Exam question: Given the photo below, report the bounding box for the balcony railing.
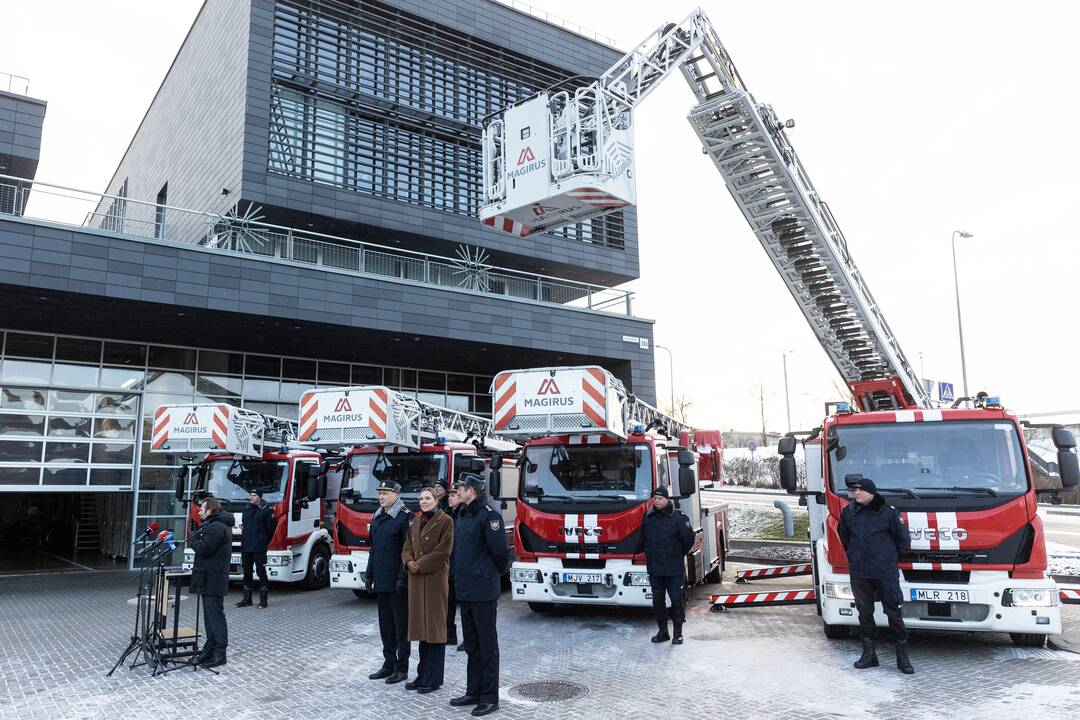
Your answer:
[0,174,635,317]
[493,1,619,48]
[0,72,30,96]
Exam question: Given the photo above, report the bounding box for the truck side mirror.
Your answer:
[174,466,187,502]
[489,469,502,500]
[489,454,503,470]
[778,436,797,494]
[1052,427,1079,489]
[305,464,324,500]
[678,466,696,497]
[469,457,486,474]
[676,448,695,467]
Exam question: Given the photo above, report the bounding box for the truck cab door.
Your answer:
[289,459,323,540]
[805,440,826,543]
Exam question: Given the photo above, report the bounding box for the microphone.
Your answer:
[134,521,160,543]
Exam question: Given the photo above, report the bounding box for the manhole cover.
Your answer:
[508,680,589,703]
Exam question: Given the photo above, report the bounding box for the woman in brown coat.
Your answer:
[401,485,454,693]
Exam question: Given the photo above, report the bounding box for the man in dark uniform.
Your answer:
[446,479,464,649]
[837,476,914,674]
[365,479,412,684]
[190,496,235,668]
[449,473,508,717]
[640,486,695,644]
[236,488,277,609]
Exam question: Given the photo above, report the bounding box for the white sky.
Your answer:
[3,1,1078,436]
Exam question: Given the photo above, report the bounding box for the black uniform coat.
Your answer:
[365,499,411,592]
[640,502,694,578]
[239,500,277,552]
[190,511,235,596]
[838,494,911,580]
[452,495,508,602]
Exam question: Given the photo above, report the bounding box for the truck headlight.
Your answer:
[1002,588,1058,608]
[330,559,352,573]
[266,555,292,567]
[824,582,855,600]
[510,568,541,583]
[625,572,652,587]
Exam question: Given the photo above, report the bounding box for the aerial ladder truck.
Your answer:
[478,9,1079,645]
[292,385,517,597]
[488,365,728,610]
[153,403,331,589]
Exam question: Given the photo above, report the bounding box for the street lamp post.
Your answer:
[951,230,974,402]
[655,344,675,417]
[782,350,792,433]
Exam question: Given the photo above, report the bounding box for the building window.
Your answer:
[154,183,168,240]
[101,179,128,233]
[267,0,625,250]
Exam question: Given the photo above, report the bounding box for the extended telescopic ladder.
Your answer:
[496,8,931,411]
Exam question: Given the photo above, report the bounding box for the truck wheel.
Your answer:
[1009,633,1046,648]
[352,589,373,600]
[704,563,722,584]
[528,602,555,613]
[303,545,331,590]
[822,621,850,639]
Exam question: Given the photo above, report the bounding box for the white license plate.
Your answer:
[910,588,969,603]
[561,572,603,584]
[230,554,241,565]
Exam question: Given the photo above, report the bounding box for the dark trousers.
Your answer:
[241,551,268,591]
[416,640,446,688]
[460,599,499,704]
[446,576,458,642]
[650,574,685,624]
[851,576,908,644]
[376,588,410,672]
[201,594,228,656]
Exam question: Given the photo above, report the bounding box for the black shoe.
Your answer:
[196,646,214,663]
[671,635,683,645]
[672,622,684,644]
[471,703,499,717]
[446,636,458,646]
[234,586,253,608]
[896,643,915,675]
[368,667,393,680]
[456,642,466,652]
[201,654,227,668]
[450,695,480,707]
[854,639,879,669]
[416,686,437,694]
[257,587,268,609]
[385,671,408,684]
[405,678,420,691]
[651,630,670,643]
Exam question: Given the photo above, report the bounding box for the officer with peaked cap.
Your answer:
[365,478,412,684]
[639,485,694,645]
[448,472,508,717]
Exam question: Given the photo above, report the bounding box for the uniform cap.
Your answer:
[459,472,486,492]
[847,476,877,494]
[249,487,264,497]
[651,486,670,499]
[377,479,402,493]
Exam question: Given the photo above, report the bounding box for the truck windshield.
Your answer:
[202,459,288,503]
[523,444,652,500]
[346,452,447,498]
[827,421,1028,497]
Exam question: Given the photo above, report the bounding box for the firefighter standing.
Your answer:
[640,486,694,645]
[236,488,277,609]
[365,479,412,684]
[449,473,508,717]
[445,480,463,648]
[837,476,914,675]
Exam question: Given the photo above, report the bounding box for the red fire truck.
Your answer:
[291,385,516,597]
[476,8,1080,644]
[489,365,728,610]
[153,403,331,589]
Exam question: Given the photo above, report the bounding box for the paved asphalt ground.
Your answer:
[1,566,1078,720]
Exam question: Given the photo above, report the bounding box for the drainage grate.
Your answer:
[508,680,589,703]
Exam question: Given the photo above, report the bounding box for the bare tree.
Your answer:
[662,393,694,424]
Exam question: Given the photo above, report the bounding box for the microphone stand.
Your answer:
[106,533,171,676]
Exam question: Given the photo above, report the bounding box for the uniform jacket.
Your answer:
[639,502,695,578]
[838,494,911,580]
[365,498,411,592]
[239,500,277,552]
[452,494,509,602]
[402,509,454,643]
[190,511,235,596]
